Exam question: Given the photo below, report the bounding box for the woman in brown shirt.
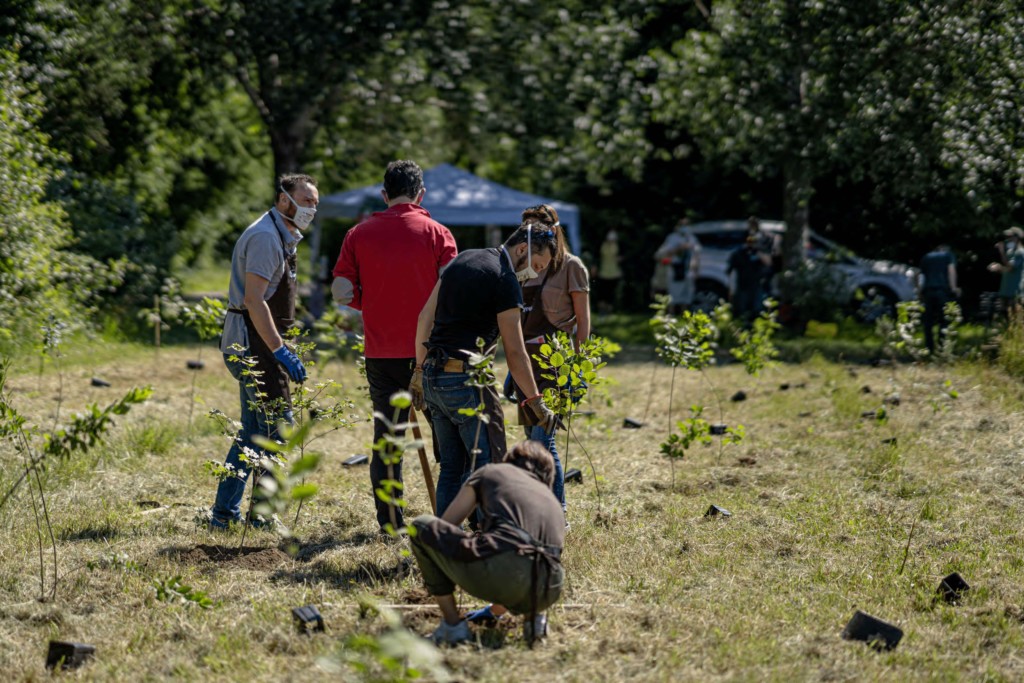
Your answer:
[409,441,565,645]
[510,204,591,515]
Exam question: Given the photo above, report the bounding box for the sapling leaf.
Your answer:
[291,483,318,500]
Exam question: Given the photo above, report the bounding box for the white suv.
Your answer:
[687,220,919,320]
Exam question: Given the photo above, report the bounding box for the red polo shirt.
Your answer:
[333,203,457,358]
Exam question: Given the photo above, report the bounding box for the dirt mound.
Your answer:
[176,544,292,571]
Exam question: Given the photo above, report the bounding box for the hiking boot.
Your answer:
[523,613,548,641]
[431,619,473,646]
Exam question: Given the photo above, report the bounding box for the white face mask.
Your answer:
[515,229,539,282]
[282,188,316,230]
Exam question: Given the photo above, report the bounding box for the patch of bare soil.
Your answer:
[175,544,292,570]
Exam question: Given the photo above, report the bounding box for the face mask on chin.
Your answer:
[282,188,316,230]
[515,229,539,282]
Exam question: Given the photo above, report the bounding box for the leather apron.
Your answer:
[235,213,297,405]
[514,272,558,426]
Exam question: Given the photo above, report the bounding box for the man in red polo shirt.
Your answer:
[332,160,457,534]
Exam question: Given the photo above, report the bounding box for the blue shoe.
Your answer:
[465,604,500,627]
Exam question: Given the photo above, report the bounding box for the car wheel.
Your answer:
[855,286,898,323]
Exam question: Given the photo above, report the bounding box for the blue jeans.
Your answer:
[211,353,293,526]
[526,425,565,510]
[423,364,494,517]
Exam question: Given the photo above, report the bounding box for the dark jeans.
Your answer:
[922,290,951,353]
[525,425,565,510]
[211,353,293,527]
[732,284,764,323]
[366,357,439,531]
[422,362,498,517]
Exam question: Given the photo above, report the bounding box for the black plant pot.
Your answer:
[292,605,326,633]
[564,468,583,484]
[841,610,902,651]
[622,417,643,429]
[730,391,747,402]
[187,360,205,370]
[90,377,111,387]
[46,641,95,670]
[342,454,369,467]
[937,572,970,604]
[709,423,728,436]
[704,504,732,517]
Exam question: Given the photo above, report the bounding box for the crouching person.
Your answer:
[409,441,565,646]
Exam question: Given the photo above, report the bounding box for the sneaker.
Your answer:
[465,604,502,627]
[523,613,548,641]
[431,619,473,646]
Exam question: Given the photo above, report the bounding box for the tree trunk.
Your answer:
[781,158,812,272]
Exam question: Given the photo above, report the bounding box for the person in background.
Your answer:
[409,441,565,645]
[918,244,960,354]
[410,223,558,518]
[654,218,702,312]
[509,204,590,520]
[331,160,457,535]
[209,174,317,529]
[989,226,1024,315]
[596,230,623,312]
[727,230,771,324]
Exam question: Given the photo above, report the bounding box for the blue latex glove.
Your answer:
[465,604,502,626]
[272,345,307,383]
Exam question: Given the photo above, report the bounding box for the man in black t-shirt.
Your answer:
[411,223,559,517]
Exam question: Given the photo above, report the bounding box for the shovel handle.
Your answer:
[409,407,437,514]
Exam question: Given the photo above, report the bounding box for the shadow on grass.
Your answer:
[60,523,120,542]
[287,530,378,562]
[270,556,413,590]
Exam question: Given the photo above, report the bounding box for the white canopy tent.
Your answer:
[317,163,582,252]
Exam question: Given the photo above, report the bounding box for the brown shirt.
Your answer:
[463,463,565,559]
[523,254,590,335]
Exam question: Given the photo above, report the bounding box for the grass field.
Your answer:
[2,340,1024,681]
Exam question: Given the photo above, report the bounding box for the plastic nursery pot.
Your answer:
[730,391,747,402]
[564,468,583,484]
[90,377,111,388]
[622,417,644,429]
[573,410,596,417]
[779,383,790,391]
[841,610,903,651]
[709,423,728,436]
[860,410,880,419]
[881,437,897,446]
[937,572,970,604]
[46,641,96,670]
[292,605,326,634]
[704,504,732,518]
[342,454,369,467]
[186,359,205,370]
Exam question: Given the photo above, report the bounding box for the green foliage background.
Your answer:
[0,0,1022,341]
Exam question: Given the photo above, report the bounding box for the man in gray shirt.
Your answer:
[210,174,318,529]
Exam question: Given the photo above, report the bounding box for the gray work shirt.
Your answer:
[219,207,302,354]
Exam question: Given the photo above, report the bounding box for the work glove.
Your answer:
[272,344,307,383]
[410,367,426,412]
[525,395,558,435]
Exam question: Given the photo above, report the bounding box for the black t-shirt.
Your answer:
[426,247,523,359]
[919,249,955,292]
[728,245,766,289]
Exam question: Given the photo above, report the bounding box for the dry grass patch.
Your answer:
[2,343,1024,680]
